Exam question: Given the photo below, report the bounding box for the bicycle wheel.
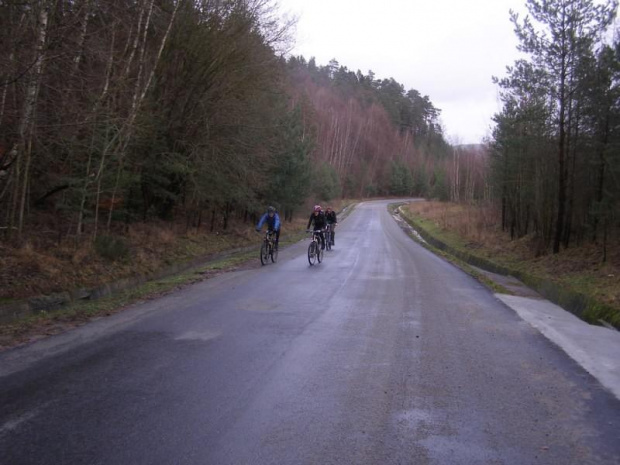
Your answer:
[270,242,278,263]
[260,241,269,266]
[308,242,317,266]
[325,231,332,251]
[317,243,324,263]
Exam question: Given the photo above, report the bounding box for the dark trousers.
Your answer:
[315,231,325,249]
[270,229,280,248]
[327,224,335,244]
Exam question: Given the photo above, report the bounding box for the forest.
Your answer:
[407,0,620,262]
[490,0,620,258]
[0,0,451,245]
[1,0,618,264]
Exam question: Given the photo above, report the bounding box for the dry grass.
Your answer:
[0,221,262,300]
[404,200,620,309]
[0,201,353,301]
[408,201,501,246]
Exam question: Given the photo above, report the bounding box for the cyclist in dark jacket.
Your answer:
[325,206,337,246]
[307,205,326,250]
[256,206,281,249]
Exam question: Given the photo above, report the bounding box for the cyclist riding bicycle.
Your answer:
[325,206,337,246]
[256,206,281,249]
[307,205,327,250]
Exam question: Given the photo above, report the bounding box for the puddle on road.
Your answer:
[394,408,433,429]
[174,329,221,341]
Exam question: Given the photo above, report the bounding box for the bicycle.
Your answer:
[307,229,324,266]
[324,224,332,251]
[260,230,278,266]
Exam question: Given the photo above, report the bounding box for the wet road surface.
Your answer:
[1,200,619,464]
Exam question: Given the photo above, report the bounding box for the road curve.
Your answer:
[1,200,619,465]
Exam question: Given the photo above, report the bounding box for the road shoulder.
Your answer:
[496,294,620,400]
[390,203,620,401]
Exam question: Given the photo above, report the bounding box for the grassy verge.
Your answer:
[396,201,620,328]
[0,249,258,350]
[1,199,358,302]
[389,203,513,296]
[2,223,280,301]
[0,200,359,349]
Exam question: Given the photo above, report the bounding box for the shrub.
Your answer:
[94,235,130,261]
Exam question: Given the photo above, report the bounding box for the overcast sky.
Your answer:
[278,0,529,144]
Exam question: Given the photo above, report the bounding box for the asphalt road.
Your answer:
[1,200,619,465]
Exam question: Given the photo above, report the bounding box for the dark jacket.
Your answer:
[307,211,327,230]
[326,211,337,224]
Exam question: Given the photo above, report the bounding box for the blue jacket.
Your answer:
[257,212,280,231]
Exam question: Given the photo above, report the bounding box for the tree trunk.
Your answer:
[0,52,13,126]
[123,0,148,79]
[0,11,26,127]
[76,130,97,236]
[602,216,608,263]
[17,140,33,236]
[223,203,230,230]
[72,0,92,75]
[501,191,506,232]
[105,157,125,232]
[15,4,49,238]
[8,148,21,235]
[593,110,610,242]
[553,66,567,255]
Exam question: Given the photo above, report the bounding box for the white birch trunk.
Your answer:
[107,0,181,229]
[72,0,92,75]
[16,5,49,236]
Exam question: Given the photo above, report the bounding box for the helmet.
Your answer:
[267,206,276,213]
[326,206,333,211]
[313,205,322,212]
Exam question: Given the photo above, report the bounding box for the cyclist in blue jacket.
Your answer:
[256,206,281,249]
